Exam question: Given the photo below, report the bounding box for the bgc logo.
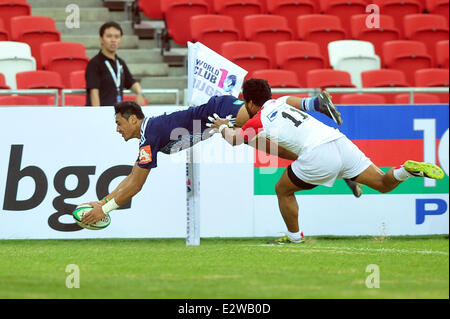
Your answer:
[2,145,132,232]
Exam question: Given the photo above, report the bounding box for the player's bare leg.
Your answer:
[354,161,444,193]
[269,169,307,244]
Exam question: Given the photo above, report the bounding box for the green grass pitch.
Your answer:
[0,236,448,299]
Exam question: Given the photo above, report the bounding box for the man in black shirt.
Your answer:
[85,21,146,106]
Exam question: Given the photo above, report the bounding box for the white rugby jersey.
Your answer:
[240,97,344,156]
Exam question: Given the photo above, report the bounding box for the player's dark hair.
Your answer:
[99,21,123,37]
[114,101,145,120]
[242,78,272,107]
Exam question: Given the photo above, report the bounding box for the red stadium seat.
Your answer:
[251,69,301,98]
[426,0,449,23]
[10,16,61,69]
[340,93,387,104]
[190,15,240,52]
[415,68,449,103]
[361,69,408,103]
[351,14,400,57]
[436,40,449,69]
[297,14,346,67]
[214,0,264,34]
[266,0,317,38]
[16,70,64,105]
[394,93,442,104]
[275,41,325,87]
[0,18,8,40]
[361,69,409,87]
[138,0,163,19]
[64,94,86,106]
[373,0,423,37]
[382,40,433,85]
[0,0,30,36]
[307,69,356,103]
[404,14,449,66]
[69,70,86,89]
[415,68,449,86]
[67,70,87,106]
[0,95,39,105]
[243,15,293,68]
[161,0,209,45]
[0,72,10,89]
[320,0,368,36]
[40,42,90,89]
[221,41,271,80]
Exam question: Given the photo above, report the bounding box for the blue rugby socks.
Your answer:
[301,96,320,112]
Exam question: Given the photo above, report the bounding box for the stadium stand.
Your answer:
[243,14,293,68]
[190,15,240,52]
[319,0,368,36]
[275,41,325,88]
[10,16,61,69]
[328,40,381,88]
[0,18,8,40]
[161,0,209,45]
[0,95,39,105]
[361,69,409,103]
[306,69,356,103]
[403,14,449,66]
[436,40,449,69]
[0,72,10,89]
[382,40,433,85]
[297,14,347,67]
[0,0,447,107]
[350,14,400,57]
[40,42,90,89]
[373,0,423,37]
[0,41,37,90]
[266,0,317,38]
[0,0,31,36]
[16,70,64,105]
[214,0,265,36]
[339,93,387,105]
[221,41,271,79]
[426,0,449,22]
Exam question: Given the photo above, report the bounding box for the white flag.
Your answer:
[187,42,248,106]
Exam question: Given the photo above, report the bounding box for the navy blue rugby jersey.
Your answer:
[137,95,245,169]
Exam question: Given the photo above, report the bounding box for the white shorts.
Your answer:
[290,137,373,187]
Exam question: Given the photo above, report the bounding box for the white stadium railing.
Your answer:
[0,89,180,106]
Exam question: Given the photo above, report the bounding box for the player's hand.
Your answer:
[206,113,233,132]
[81,203,107,225]
[135,94,147,106]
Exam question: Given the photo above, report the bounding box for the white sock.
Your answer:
[286,230,303,242]
[393,165,413,181]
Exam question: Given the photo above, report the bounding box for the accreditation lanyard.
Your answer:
[105,59,123,103]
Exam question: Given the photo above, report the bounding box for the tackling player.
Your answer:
[210,79,445,244]
[80,91,353,225]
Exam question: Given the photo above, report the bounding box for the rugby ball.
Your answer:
[72,205,111,230]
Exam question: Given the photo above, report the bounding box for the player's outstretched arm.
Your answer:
[81,163,150,225]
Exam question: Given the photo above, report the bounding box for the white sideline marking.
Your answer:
[249,244,449,256]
